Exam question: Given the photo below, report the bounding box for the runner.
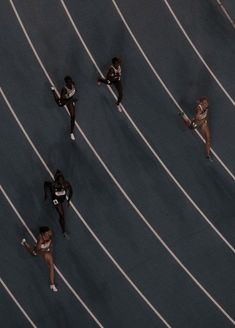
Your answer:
[97,57,123,112]
[21,226,58,292]
[51,76,78,140]
[44,170,73,238]
[179,97,211,159]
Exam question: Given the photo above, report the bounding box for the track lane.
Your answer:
[0,0,234,326]
[0,90,166,326]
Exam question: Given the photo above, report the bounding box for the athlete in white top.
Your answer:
[97,57,123,112]
[179,97,211,159]
[51,76,78,140]
[21,226,57,292]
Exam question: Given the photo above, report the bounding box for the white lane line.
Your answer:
[0,277,37,328]
[216,0,235,29]
[1,81,234,328]
[0,88,171,328]
[111,0,235,181]
[7,2,235,323]
[58,1,235,251]
[0,185,104,328]
[162,0,235,106]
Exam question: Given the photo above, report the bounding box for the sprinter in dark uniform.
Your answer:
[51,76,78,140]
[21,226,58,292]
[44,170,73,238]
[179,97,211,159]
[97,57,123,112]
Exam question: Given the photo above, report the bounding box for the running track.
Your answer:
[0,1,235,327]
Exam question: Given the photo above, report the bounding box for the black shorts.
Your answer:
[52,196,66,205]
[62,96,78,106]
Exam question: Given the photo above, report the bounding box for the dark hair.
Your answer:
[54,169,64,181]
[64,76,73,84]
[39,226,50,234]
[199,96,208,102]
[112,57,121,65]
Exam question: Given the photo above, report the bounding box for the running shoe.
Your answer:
[21,238,26,246]
[50,284,58,292]
[117,104,122,112]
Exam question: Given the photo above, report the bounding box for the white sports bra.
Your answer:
[197,104,208,120]
[111,65,121,79]
[40,239,52,251]
[64,85,76,99]
[55,190,66,197]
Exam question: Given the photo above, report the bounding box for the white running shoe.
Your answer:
[70,133,75,140]
[21,238,26,246]
[50,284,58,292]
[50,86,55,91]
[117,105,122,112]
